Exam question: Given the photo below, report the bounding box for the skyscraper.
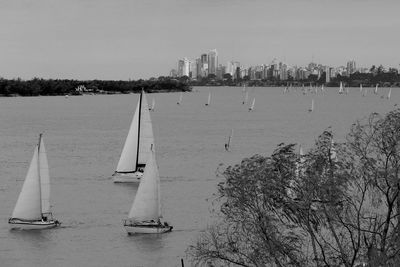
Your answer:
[177,58,190,77]
[207,49,218,76]
[346,60,356,76]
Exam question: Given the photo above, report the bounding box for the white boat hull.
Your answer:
[124,225,172,234]
[112,172,143,183]
[123,221,173,234]
[9,219,60,230]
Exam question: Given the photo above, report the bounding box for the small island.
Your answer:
[0,76,192,97]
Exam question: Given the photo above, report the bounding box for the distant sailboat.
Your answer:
[123,150,173,234]
[374,84,378,94]
[9,134,60,230]
[248,98,255,111]
[359,84,363,93]
[242,90,248,105]
[205,91,211,106]
[308,99,314,112]
[387,88,392,100]
[321,85,324,92]
[339,82,344,94]
[177,92,183,105]
[149,98,155,111]
[224,129,233,151]
[113,91,155,183]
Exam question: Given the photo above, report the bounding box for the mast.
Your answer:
[38,134,43,216]
[135,91,143,172]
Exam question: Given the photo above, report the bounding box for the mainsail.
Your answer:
[138,91,154,166]
[116,91,154,173]
[11,141,42,220]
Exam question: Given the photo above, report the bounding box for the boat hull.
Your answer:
[9,219,60,230]
[123,222,173,234]
[112,172,143,183]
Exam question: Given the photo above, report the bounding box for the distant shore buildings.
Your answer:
[169,50,396,83]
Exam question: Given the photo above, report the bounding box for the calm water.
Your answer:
[0,86,398,266]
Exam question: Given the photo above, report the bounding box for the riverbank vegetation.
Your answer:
[0,77,191,96]
[188,109,400,266]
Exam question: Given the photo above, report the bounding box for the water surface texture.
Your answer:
[0,86,398,266]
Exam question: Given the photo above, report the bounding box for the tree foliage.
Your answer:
[0,77,191,96]
[188,109,400,267]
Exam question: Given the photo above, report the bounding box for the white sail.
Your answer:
[374,84,378,94]
[359,84,363,93]
[225,129,233,151]
[116,92,154,172]
[116,98,140,173]
[387,88,392,100]
[228,129,233,146]
[339,82,344,94]
[11,145,42,220]
[150,98,155,111]
[249,97,255,111]
[177,92,183,105]
[309,99,314,112]
[128,151,161,221]
[38,136,51,214]
[138,91,154,165]
[243,91,248,104]
[206,91,211,106]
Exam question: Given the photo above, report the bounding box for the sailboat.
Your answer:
[149,97,155,111]
[339,82,344,94]
[123,150,173,234]
[177,92,183,105]
[9,134,60,230]
[242,90,248,105]
[374,84,378,94]
[248,98,255,111]
[205,91,211,106]
[224,129,233,151]
[308,99,314,112]
[359,84,363,93]
[387,88,392,100]
[113,90,155,183]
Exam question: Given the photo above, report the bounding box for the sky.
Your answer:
[0,0,399,80]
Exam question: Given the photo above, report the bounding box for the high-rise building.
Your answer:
[190,60,198,79]
[346,60,356,76]
[177,58,190,77]
[207,49,218,76]
[177,59,185,77]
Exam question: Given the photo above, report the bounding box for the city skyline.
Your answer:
[0,0,399,80]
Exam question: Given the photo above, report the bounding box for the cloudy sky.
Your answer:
[0,0,399,80]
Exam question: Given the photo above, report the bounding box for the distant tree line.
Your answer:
[0,76,191,96]
[186,65,400,87]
